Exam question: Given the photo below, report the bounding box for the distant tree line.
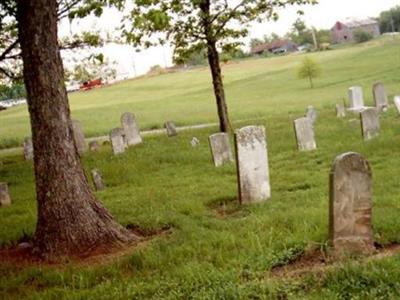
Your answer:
[0,82,26,101]
[379,6,400,33]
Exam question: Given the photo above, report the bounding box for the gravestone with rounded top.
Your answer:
[234,126,270,204]
[72,120,87,154]
[348,86,365,112]
[394,96,400,115]
[165,121,178,137]
[0,183,11,206]
[23,137,33,160]
[209,133,234,167]
[336,104,346,118]
[110,128,126,155]
[373,82,388,112]
[121,112,142,146]
[305,106,317,125]
[329,152,374,255]
[360,108,380,141]
[91,169,105,191]
[294,117,317,151]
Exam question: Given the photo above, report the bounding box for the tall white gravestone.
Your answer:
[372,82,388,112]
[234,126,270,204]
[294,117,317,151]
[110,128,126,155]
[121,112,142,146]
[348,86,365,112]
[360,108,380,141]
[209,133,234,167]
[329,152,374,255]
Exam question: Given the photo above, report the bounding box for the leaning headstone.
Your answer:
[336,104,346,118]
[294,117,317,151]
[121,112,142,146]
[164,121,178,137]
[72,120,87,154]
[110,128,126,155]
[360,108,380,141]
[348,86,365,112]
[89,141,100,152]
[373,82,388,112]
[0,183,11,206]
[393,96,400,115]
[234,126,270,204]
[209,133,234,167]
[91,169,105,191]
[305,106,317,125]
[329,152,374,255]
[190,137,200,147]
[23,137,34,161]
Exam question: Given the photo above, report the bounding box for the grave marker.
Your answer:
[294,117,317,151]
[209,133,234,167]
[373,82,388,112]
[165,121,178,137]
[23,137,33,160]
[0,183,11,206]
[110,128,126,155]
[72,120,87,154]
[121,112,142,146]
[360,108,380,141]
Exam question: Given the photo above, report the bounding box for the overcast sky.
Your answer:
[60,0,399,80]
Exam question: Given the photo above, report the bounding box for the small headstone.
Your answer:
[348,86,365,112]
[23,137,34,160]
[209,133,234,167]
[91,169,105,191]
[234,126,270,204]
[336,104,346,118]
[190,137,200,147]
[110,128,126,155]
[329,152,374,255]
[164,121,178,137]
[373,82,388,112]
[89,141,100,152]
[360,108,380,141]
[0,183,11,206]
[121,112,142,146]
[72,120,87,154]
[305,106,317,125]
[393,96,400,115]
[294,117,317,151]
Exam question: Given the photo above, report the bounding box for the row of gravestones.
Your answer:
[0,123,375,255]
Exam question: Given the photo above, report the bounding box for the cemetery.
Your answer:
[0,3,400,298]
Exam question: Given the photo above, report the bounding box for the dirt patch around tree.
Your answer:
[269,243,400,279]
[0,224,172,268]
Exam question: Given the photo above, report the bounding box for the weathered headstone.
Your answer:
[164,121,178,137]
[190,137,200,147]
[89,141,100,152]
[305,106,317,125]
[329,152,374,255]
[373,82,388,112]
[234,126,270,204]
[72,120,87,154]
[336,104,346,118]
[348,86,365,112]
[23,137,34,160]
[209,133,234,167]
[294,117,317,151]
[360,108,380,141]
[91,169,105,191]
[121,112,142,146]
[0,183,11,206]
[394,96,400,115]
[109,128,126,155]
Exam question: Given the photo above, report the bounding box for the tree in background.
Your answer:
[286,18,331,48]
[297,57,321,88]
[123,0,317,133]
[354,30,373,43]
[379,6,400,33]
[67,54,117,83]
[1,0,136,261]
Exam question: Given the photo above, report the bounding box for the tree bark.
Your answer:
[200,0,231,133]
[16,0,135,261]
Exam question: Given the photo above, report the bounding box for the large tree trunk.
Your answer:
[200,0,231,133]
[16,0,135,261]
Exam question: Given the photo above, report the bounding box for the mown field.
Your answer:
[0,36,399,149]
[1,37,400,299]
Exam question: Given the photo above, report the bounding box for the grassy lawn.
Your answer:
[1,37,400,299]
[0,37,399,149]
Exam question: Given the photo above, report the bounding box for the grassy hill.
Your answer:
[0,36,399,149]
[1,37,400,299]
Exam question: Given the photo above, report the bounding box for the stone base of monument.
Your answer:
[347,106,373,114]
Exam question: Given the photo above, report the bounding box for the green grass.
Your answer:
[1,37,400,299]
[1,36,399,149]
